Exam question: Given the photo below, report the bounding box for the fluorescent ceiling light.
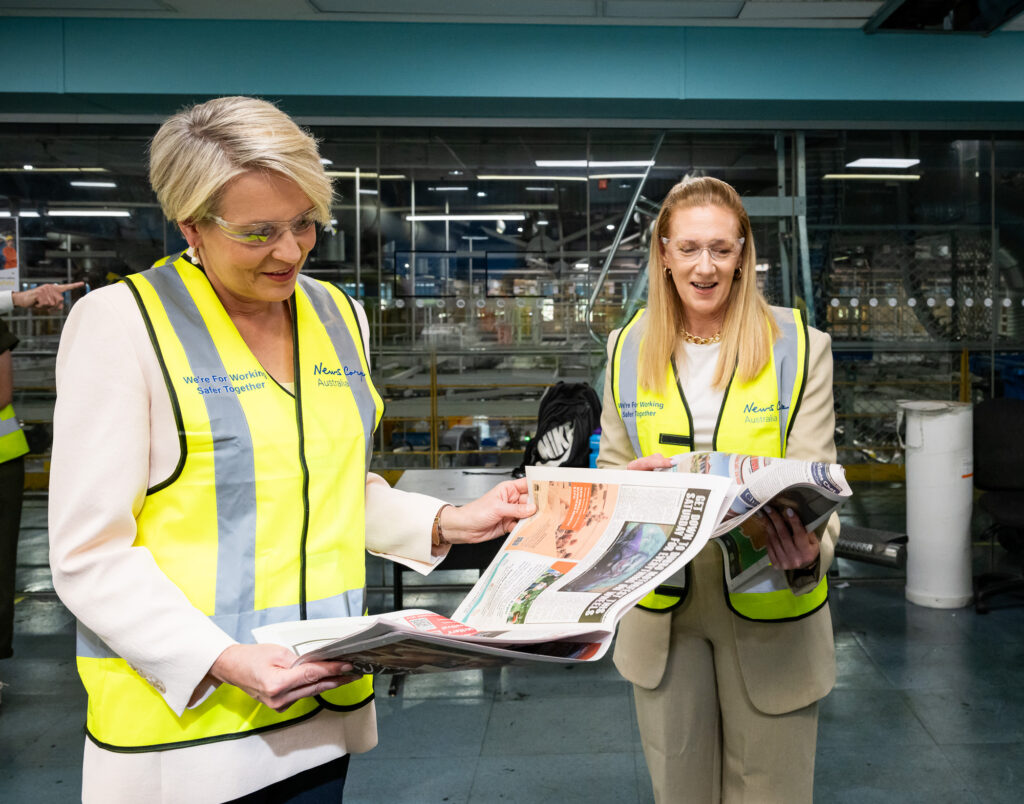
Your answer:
[325,171,405,179]
[358,189,378,195]
[70,181,117,188]
[590,160,655,168]
[525,186,555,191]
[535,160,655,168]
[478,174,587,182]
[405,214,527,222]
[48,209,131,217]
[320,158,333,165]
[823,174,921,181]
[0,167,108,173]
[845,158,920,169]
[591,173,645,180]
[429,186,468,191]
[536,160,588,168]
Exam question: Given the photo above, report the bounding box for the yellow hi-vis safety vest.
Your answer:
[0,402,30,463]
[610,306,828,622]
[76,252,383,751]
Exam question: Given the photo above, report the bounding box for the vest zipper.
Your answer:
[291,296,311,621]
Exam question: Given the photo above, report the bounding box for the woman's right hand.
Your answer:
[207,643,363,712]
[626,453,674,472]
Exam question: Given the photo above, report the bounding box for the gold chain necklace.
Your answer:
[682,329,722,345]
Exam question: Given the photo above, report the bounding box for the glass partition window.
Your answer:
[3,123,1023,471]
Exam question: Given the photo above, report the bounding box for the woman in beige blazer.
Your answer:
[599,177,839,803]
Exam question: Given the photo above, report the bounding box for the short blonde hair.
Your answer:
[149,96,332,224]
[640,176,778,393]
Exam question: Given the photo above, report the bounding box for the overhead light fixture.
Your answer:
[478,174,587,182]
[405,213,527,222]
[536,160,588,168]
[70,181,117,188]
[326,171,405,179]
[320,158,333,165]
[48,209,131,217]
[591,173,646,180]
[476,191,486,198]
[845,158,920,169]
[358,189,378,195]
[525,186,555,192]
[823,174,921,181]
[537,219,549,226]
[429,186,468,192]
[590,160,655,168]
[535,160,655,168]
[0,167,108,173]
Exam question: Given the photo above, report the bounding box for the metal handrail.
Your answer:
[585,131,665,345]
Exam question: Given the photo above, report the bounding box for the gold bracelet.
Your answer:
[431,504,453,547]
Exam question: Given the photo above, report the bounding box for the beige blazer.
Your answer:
[601,324,839,715]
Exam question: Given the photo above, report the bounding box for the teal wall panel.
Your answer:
[59,19,684,99]
[684,27,1024,102]
[4,17,1024,121]
[5,18,64,93]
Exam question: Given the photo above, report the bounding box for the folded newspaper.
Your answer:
[253,454,851,676]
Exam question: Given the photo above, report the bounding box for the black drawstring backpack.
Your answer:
[513,381,602,478]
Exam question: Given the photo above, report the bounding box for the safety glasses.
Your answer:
[660,236,745,265]
[209,207,318,246]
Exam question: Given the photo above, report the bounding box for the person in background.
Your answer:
[48,96,535,803]
[2,235,17,269]
[599,176,839,803]
[1,282,81,703]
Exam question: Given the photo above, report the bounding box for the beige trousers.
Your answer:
[633,549,819,804]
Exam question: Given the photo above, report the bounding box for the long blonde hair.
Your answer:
[639,176,778,394]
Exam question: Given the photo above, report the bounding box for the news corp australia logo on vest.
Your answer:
[312,361,366,388]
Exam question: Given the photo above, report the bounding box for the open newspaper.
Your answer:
[254,454,851,676]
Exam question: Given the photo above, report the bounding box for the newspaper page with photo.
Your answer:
[254,456,851,675]
[254,468,731,675]
[669,452,852,593]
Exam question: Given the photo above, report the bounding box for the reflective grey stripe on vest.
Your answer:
[769,308,799,449]
[0,406,21,438]
[75,588,365,659]
[145,263,260,621]
[296,275,376,468]
[615,312,646,459]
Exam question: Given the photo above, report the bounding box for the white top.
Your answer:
[49,281,448,804]
[0,290,12,314]
[673,341,726,451]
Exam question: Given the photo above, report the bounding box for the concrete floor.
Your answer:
[3,485,1024,803]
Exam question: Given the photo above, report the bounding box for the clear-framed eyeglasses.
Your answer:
[209,207,318,247]
[660,236,745,265]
